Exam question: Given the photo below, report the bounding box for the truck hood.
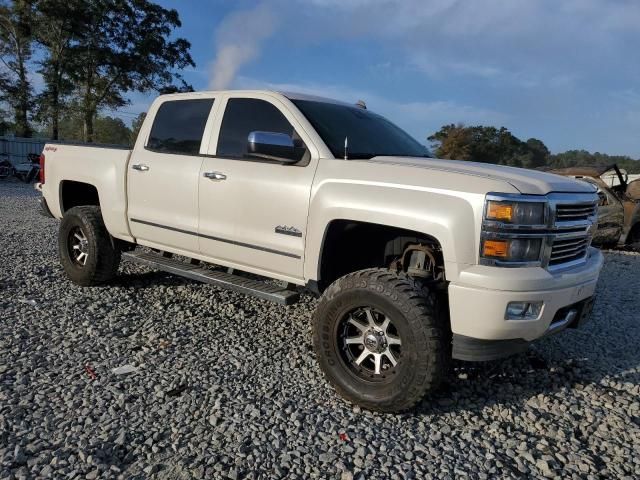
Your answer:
[366,156,595,195]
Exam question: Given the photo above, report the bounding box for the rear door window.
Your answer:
[147,99,214,155]
[216,98,298,158]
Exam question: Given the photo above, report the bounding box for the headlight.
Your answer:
[482,238,542,263]
[481,194,549,267]
[486,200,545,225]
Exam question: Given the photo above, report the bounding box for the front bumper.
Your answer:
[448,247,603,361]
[452,296,595,361]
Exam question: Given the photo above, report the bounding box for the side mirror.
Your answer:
[247,131,304,164]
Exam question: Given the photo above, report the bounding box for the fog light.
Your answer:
[505,301,543,320]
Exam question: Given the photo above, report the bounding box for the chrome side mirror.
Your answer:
[247,131,304,164]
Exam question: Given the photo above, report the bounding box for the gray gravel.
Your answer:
[1,179,639,479]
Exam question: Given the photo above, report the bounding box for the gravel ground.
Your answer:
[1,179,639,480]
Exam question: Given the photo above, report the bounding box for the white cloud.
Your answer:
[208,4,277,90]
[202,0,640,155]
[286,0,640,89]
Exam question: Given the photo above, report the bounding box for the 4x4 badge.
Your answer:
[275,225,302,237]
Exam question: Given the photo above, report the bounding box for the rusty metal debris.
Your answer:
[548,164,640,247]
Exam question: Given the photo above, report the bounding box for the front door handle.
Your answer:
[132,164,149,171]
[203,171,227,181]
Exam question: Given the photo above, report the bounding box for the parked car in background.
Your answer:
[548,164,640,247]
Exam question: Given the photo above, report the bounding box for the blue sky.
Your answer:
[130,0,640,157]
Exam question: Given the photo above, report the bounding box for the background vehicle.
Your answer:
[549,165,640,247]
[37,90,602,412]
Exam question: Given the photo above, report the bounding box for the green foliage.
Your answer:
[1,0,193,142]
[428,124,640,173]
[130,112,146,146]
[0,104,13,134]
[428,124,549,168]
[53,109,134,145]
[32,0,87,140]
[0,0,35,137]
[548,150,640,174]
[427,124,471,160]
[68,0,194,141]
[93,116,131,145]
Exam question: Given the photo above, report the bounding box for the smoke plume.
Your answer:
[209,4,277,90]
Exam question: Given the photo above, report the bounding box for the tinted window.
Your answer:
[217,98,299,158]
[147,99,214,155]
[291,99,428,159]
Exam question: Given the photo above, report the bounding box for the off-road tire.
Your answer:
[59,206,121,286]
[312,268,449,412]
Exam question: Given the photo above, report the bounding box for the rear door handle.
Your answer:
[203,171,227,181]
[132,164,149,171]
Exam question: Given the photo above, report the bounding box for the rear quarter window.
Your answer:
[147,99,214,155]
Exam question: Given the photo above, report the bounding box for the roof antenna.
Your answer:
[355,99,367,109]
[344,136,348,160]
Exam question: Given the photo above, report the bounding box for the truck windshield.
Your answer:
[291,99,429,159]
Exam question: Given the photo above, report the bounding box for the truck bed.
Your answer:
[40,143,133,240]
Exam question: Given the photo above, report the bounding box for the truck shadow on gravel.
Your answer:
[413,346,639,415]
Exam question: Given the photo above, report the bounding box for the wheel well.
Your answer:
[60,181,100,212]
[317,220,444,292]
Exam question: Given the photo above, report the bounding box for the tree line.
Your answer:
[428,124,640,174]
[0,0,193,142]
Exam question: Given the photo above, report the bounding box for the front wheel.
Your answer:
[312,268,449,412]
[59,206,121,286]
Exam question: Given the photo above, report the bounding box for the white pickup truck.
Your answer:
[37,90,603,412]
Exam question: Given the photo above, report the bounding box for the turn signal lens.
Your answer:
[486,201,513,222]
[483,240,508,257]
[486,200,545,225]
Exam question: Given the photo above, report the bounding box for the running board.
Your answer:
[122,251,300,305]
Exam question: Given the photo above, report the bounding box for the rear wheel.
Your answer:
[59,206,121,286]
[312,268,448,412]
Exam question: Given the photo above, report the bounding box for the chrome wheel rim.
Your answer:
[337,306,402,381]
[68,227,89,266]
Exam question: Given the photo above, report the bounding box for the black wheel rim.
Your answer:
[336,306,403,382]
[68,226,89,266]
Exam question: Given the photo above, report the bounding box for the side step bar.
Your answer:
[122,251,300,305]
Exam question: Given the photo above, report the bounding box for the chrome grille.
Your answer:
[549,237,589,266]
[547,199,597,268]
[480,192,599,270]
[555,203,597,222]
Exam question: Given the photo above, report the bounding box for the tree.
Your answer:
[56,108,132,144]
[427,124,471,160]
[130,111,145,146]
[71,0,194,142]
[525,138,550,168]
[33,0,87,140]
[0,103,12,134]
[549,150,640,174]
[428,124,551,168]
[93,115,131,144]
[0,0,34,137]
